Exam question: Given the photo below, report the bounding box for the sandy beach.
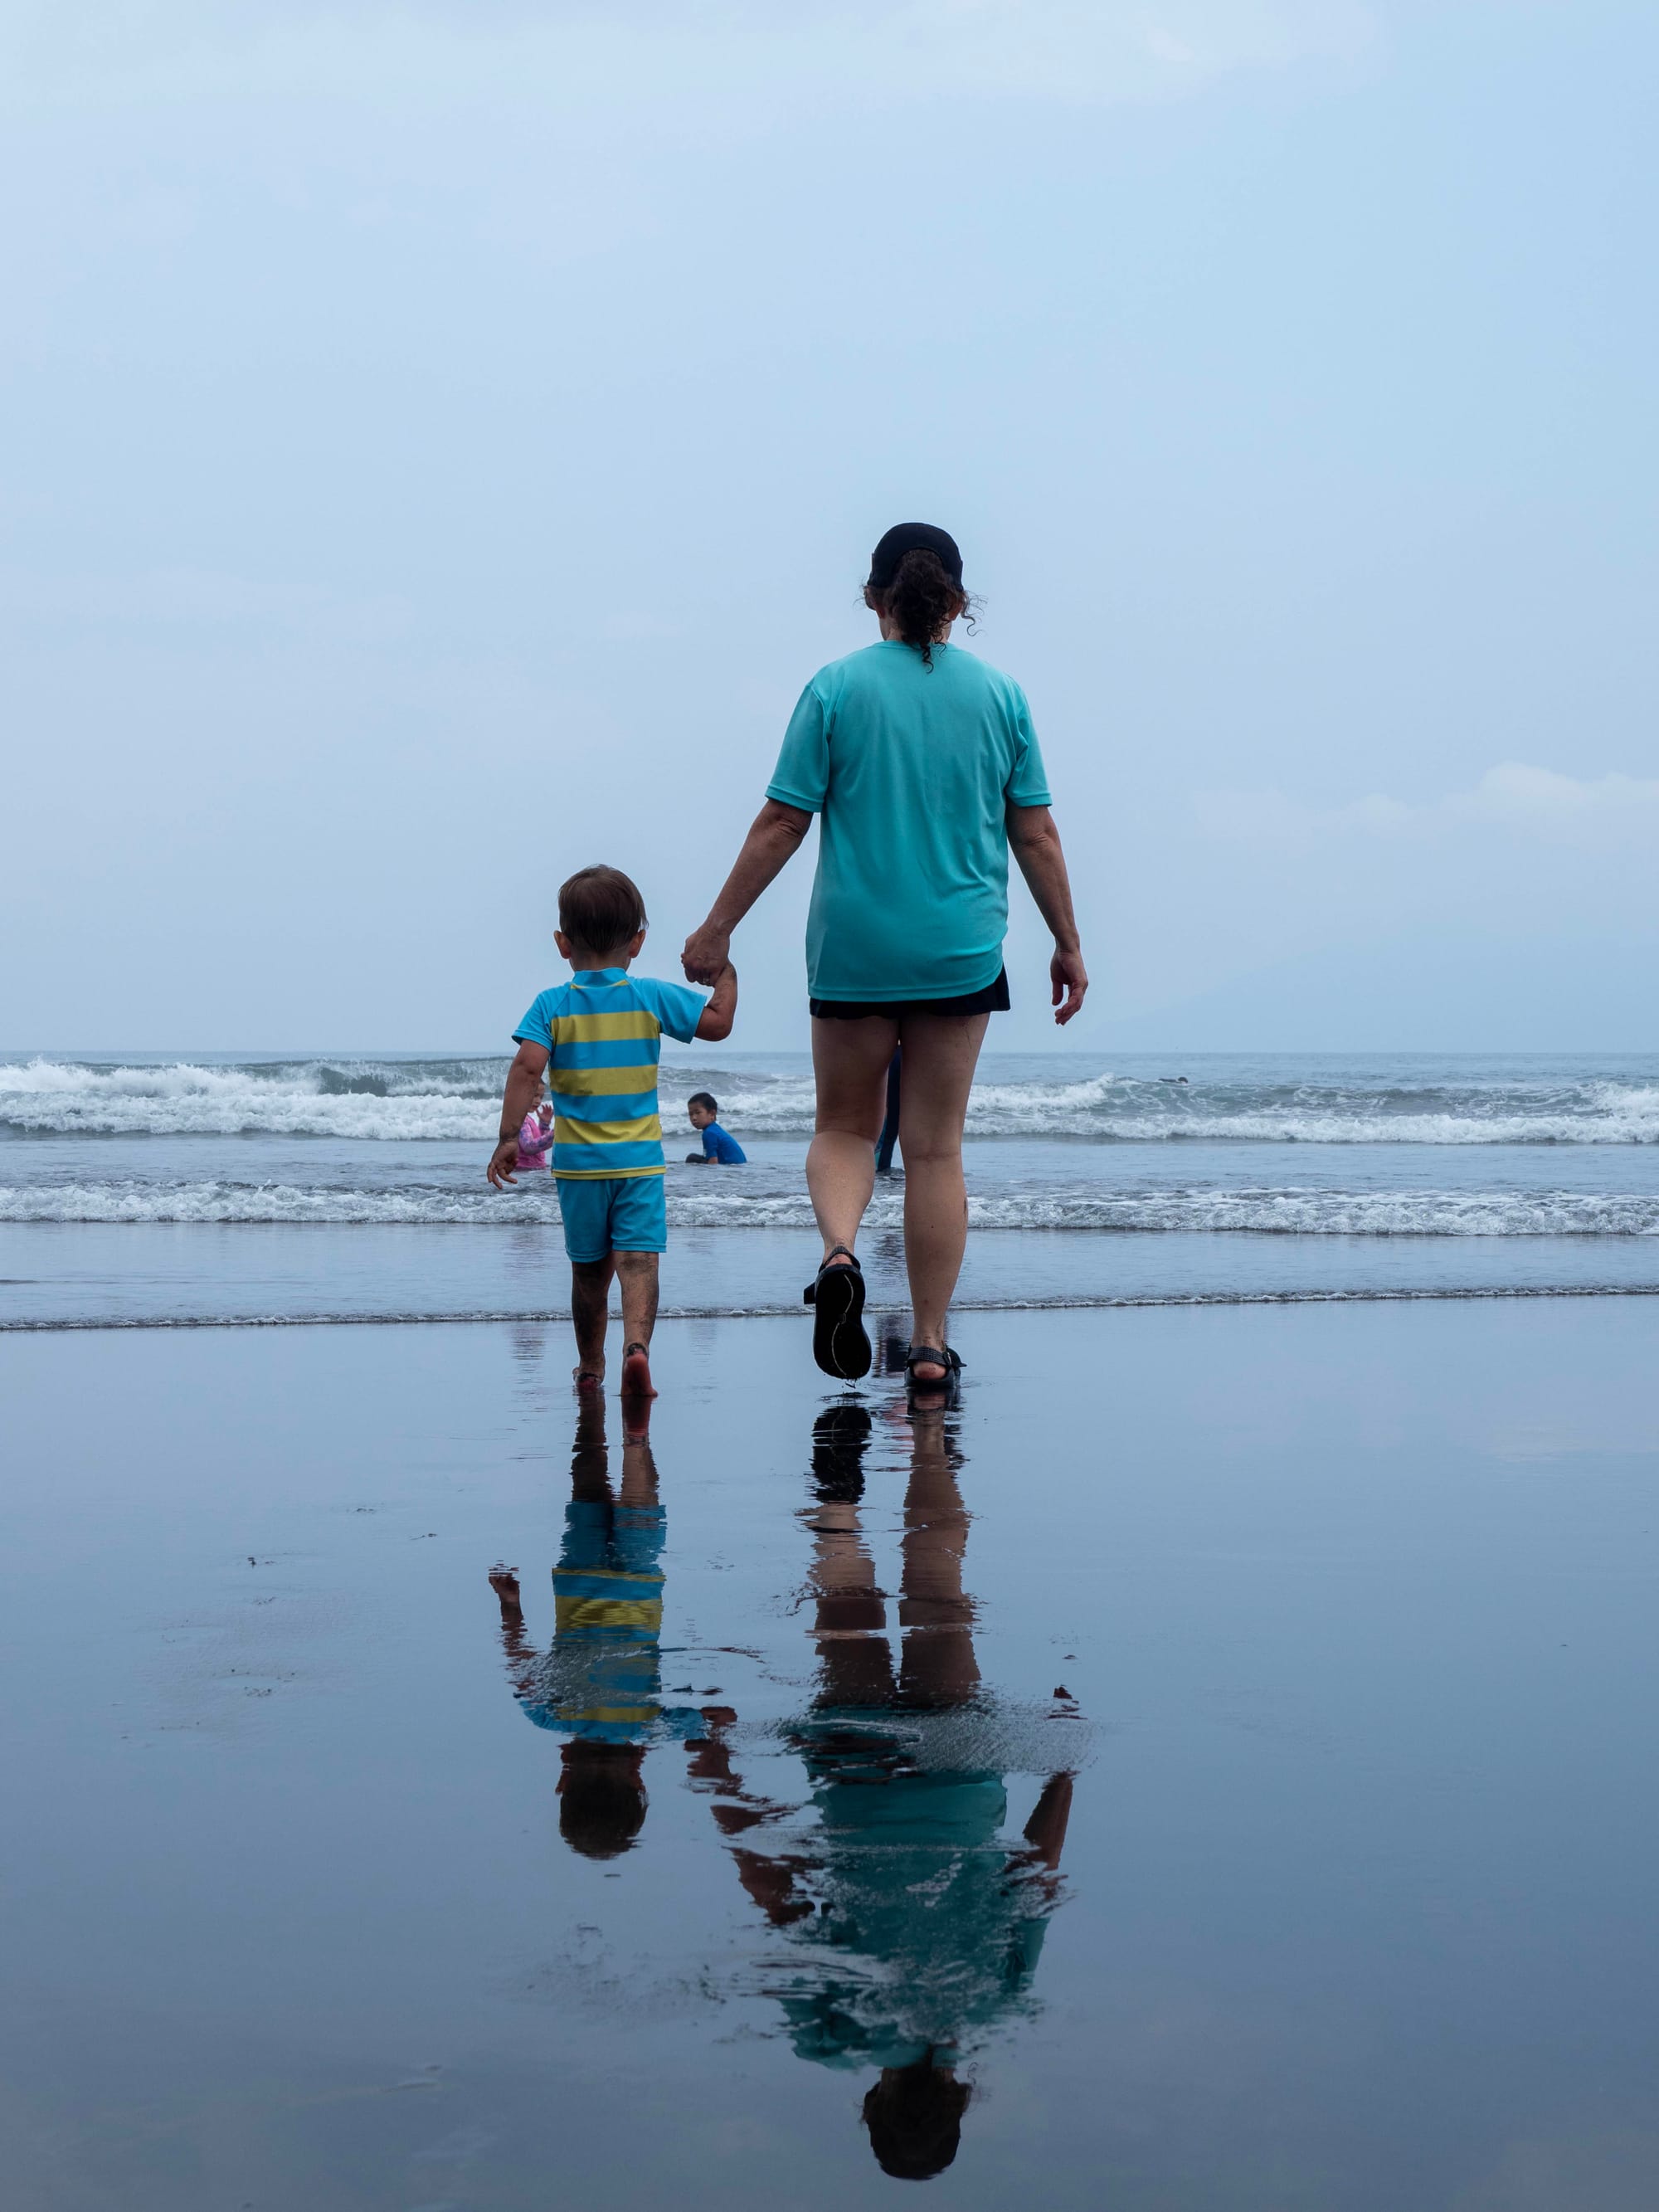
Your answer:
[7,1295,1659,2208]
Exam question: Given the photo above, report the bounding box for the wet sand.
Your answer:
[5,1298,1659,2209]
[7,1216,1659,1329]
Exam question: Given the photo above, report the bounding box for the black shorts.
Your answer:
[809,968,1010,1021]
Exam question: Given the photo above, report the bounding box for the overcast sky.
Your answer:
[2,0,1653,1053]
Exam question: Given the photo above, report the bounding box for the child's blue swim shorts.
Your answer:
[555,1175,668,1263]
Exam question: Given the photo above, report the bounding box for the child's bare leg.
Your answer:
[570,1258,614,1382]
[615,1251,659,1396]
[619,1435,659,1506]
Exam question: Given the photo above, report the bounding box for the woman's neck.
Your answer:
[878,612,954,645]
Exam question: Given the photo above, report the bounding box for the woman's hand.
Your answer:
[682,921,732,986]
[1050,944,1088,1026]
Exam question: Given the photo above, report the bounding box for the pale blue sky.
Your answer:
[2,1,1653,1050]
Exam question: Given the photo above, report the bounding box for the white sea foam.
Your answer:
[7,1056,1659,1142]
[6,1179,1657,1234]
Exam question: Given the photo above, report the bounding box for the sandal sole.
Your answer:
[812,1267,871,1381]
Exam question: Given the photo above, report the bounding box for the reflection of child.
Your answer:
[685,1090,747,1165]
[489,1399,703,1860]
[517,1099,555,1172]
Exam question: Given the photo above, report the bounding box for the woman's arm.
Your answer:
[693,962,737,1040]
[1007,804,1088,1026]
[682,800,812,983]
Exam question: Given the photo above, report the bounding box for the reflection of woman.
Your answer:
[682,524,1087,1386]
[688,1399,1078,2180]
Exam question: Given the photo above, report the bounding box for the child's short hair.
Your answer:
[557,1739,647,1860]
[558,865,647,952]
[688,1091,718,1116]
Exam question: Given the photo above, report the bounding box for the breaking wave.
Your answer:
[7,1178,1659,1235]
[6,1055,1659,1143]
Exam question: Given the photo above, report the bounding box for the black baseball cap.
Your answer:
[867,522,963,591]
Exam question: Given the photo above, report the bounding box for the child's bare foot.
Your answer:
[489,1562,522,1612]
[573,1367,604,1393]
[620,1341,656,1399]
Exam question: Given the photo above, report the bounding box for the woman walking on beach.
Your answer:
[682,523,1087,1386]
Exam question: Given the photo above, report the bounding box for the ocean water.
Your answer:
[5,1050,1659,1328]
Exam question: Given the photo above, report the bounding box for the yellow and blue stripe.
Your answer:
[513,967,707,1181]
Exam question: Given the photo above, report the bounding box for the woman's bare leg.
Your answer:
[806,1016,900,1263]
[894,1012,990,1377]
[898,1406,980,1708]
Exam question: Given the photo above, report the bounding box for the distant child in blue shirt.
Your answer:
[487,865,737,1399]
[685,1091,747,1165]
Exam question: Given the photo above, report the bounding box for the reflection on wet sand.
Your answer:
[687,1393,1079,2181]
[487,1384,1084,2181]
[489,1400,704,1860]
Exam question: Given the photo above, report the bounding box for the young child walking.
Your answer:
[488,865,736,1396]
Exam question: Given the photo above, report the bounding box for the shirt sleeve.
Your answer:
[513,992,555,1050]
[766,680,830,813]
[702,1127,718,1159]
[638,977,707,1045]
[1004,683,1053,809]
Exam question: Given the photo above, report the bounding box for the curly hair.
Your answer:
[870,548,970,670]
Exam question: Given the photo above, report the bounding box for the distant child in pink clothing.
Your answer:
[518,1100,555,1172]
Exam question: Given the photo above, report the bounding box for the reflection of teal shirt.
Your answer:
[766,643,1051,1002]
[519,1500,700,1747]
[770,1721,1056,2070]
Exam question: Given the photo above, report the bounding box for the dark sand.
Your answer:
[5,1298,1659,2209]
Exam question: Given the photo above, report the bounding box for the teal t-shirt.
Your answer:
[766,641,1052,1002]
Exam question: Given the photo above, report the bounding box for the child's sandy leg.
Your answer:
[570,1258,614,1379]
[615,1251,659,1395]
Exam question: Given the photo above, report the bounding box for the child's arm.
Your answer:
[487,1041,551,1187]
[693,962,737,1042]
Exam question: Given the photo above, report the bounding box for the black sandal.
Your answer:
[905,1344,963,1396]
[803,1245,871,1380]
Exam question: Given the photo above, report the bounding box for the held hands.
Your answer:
[486,1137,521,1190]
[1050,945,1088,1026]
[682,921,732,986]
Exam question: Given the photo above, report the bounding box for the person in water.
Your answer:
[487,865,737,1398]
[683,522,1087,1389]
[488,1396,707,1860]
[684,1391,1081,2180]
[517,1094,555,1172]
[874,1050,902,1175]
[684,1091,746,1165]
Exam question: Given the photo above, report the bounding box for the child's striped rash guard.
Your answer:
[513,968,706,1179]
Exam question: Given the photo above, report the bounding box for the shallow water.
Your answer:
[7,1052,1659,1330]
[6,1300,1659,2208]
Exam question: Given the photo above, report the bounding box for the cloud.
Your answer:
[1197,763,1659,848]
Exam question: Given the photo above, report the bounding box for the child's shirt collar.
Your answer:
[572,967,627,985]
